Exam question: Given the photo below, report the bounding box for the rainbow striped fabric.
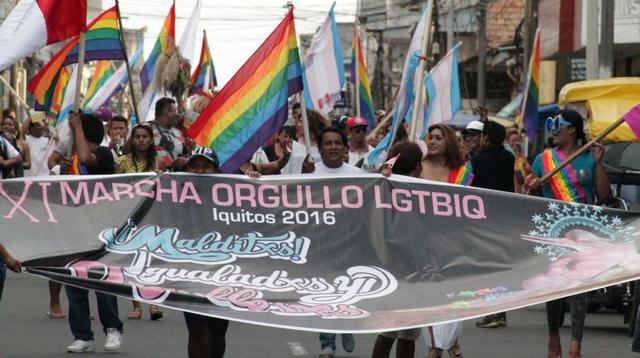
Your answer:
[190,32,217,95]
[541,148,587,203]
[516,29,540,141]
[139,4,175,93]
[186,9,303,174]
[514,153,529,182]
[69,154,89,176]
[50,67,71,117]
[62,6,124,66]
[448,161,474,186]
[27,6,125,115]
[83,60,115,108]
[351,24,375,128]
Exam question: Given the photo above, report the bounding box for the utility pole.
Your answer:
[599,0,614,78]
[447,3,454,51]
[523,0,536,75]
[585,0,599,80]
[477,2,487,106]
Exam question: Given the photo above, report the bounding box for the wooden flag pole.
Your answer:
[116,0,141,122]
[354,20,361,118]
[539,116,625,184]
[367,86,400,141]
[0,75,31,113]
[203,30,216,90]
[288,4,312,156]
[67,31,86,157]
[72,32,86,113]
[408,0,434,140]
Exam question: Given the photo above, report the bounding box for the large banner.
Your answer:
[2,173,640,333]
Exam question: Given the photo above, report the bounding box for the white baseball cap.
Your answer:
[465,120,484,132]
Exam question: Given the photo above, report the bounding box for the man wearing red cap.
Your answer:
[345,117,373,167]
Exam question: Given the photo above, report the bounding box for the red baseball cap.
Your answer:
[346,117,368,130]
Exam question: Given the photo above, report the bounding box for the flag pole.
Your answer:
[115,0,141,122]
[67,31,86,157]
[289,4,312,155]
[0,75,31,113]
[204,30,216,90]
[72,33,86,113]
[354,20,361,118]
[408,0,434,140]
[539,116,625,184]
[516,28,539,134]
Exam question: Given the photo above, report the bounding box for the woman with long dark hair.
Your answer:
[115,124,164,320]
[115,124,161,174]
[528,109,611,358]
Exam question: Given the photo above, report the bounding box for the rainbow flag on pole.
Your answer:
[516,28,540,141]
[27,6,125,114]
[351,23,375,128]
[139,3,175,94]
[186,9,303,174]
[190,31,217,95]
[50,67,71,117]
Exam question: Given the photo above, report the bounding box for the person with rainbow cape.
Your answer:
[528,109,611,358]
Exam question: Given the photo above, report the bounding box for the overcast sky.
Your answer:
[118,0,358,86]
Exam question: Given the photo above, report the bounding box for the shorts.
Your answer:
[380,328,421,341]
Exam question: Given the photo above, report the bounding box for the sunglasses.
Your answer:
[351,126,367,133]
[545,115,573,132]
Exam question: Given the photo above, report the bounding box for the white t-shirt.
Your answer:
[313,161,362,175]
[25,135,54,177]
[0,136,20,159]
[280,140,321,175]
[348,145,374,166]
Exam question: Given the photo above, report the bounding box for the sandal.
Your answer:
[46,311,66,319]
[149,305,163,321]
[428,347,443,358]
[127,307,142,320]
[548,334,561,358]
[447,342,463,358]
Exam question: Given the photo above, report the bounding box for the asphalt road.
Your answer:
[0,273,636,357]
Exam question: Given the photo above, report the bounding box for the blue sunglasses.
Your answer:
[545,115,573,132]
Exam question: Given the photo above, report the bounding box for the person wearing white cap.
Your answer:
[346,117,373,166]
[462,120,484,160]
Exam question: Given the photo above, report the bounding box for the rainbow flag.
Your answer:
[448,161,474,186]
[351,23,375,128]
[541,148,587,203]
[516,28,540,141]
[50,67,71,117]
[62,6,125,66]
[186,9,303,174]
[27,6,125,114]
[83,61,115,108]
[190,31,217,96]
[139,4,175,93]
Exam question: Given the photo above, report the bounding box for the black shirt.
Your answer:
[471,144,515,193]
[85,146,115,175]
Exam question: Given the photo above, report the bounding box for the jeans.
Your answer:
[65,285,122,341]
[319,332,355,351]
[546,294,586,342]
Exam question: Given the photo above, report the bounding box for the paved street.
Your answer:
[0,274,636,357]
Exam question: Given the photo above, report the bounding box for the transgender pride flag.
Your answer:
[302,7,345,114]
[421,43,462,138]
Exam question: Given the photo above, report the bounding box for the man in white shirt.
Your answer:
[24,117,54,177]
[305,127,359,357]
[346,117,374,167]
[305,127,361,175]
